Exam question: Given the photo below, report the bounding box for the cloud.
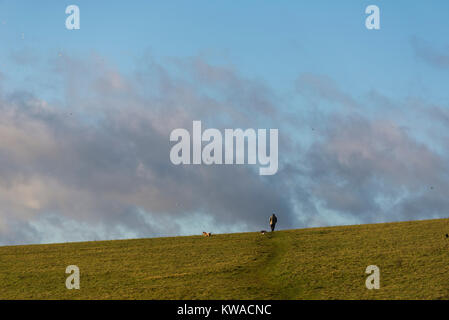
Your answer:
[296,73,359,109]
[410,36,449,69]
[9,47,39,66]
[303,115,447,223]
[0,54,293,245]
[1,53,448,245]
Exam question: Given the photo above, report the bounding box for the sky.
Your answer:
[0,1,448,245]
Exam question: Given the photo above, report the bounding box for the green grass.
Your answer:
[1,218,449,299]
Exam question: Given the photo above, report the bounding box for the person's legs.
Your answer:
[271,224,275,232]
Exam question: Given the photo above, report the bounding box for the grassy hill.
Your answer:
[1,218,449,299]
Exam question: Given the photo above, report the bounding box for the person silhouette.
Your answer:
[269,213,277,232]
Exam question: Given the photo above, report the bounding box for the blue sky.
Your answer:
[1,1,449,245]
[2,0,449,101]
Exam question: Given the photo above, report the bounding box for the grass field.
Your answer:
[1,218,449,299]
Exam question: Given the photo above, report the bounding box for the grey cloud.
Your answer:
[296,73,359,109]
[411,36,449,69]
[303,115,448,223]
[9,47,39,66]
[0,55,294,245]
[1,54,448,245]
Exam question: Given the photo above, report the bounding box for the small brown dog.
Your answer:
[202,232,212,237]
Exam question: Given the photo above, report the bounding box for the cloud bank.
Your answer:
[0,52,448,245]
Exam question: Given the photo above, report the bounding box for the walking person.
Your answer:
[269,213,277,232]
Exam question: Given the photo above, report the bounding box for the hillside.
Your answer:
[1,218,449,299]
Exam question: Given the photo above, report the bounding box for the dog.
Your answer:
[260,230,268,235]
[202,232,211,237]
